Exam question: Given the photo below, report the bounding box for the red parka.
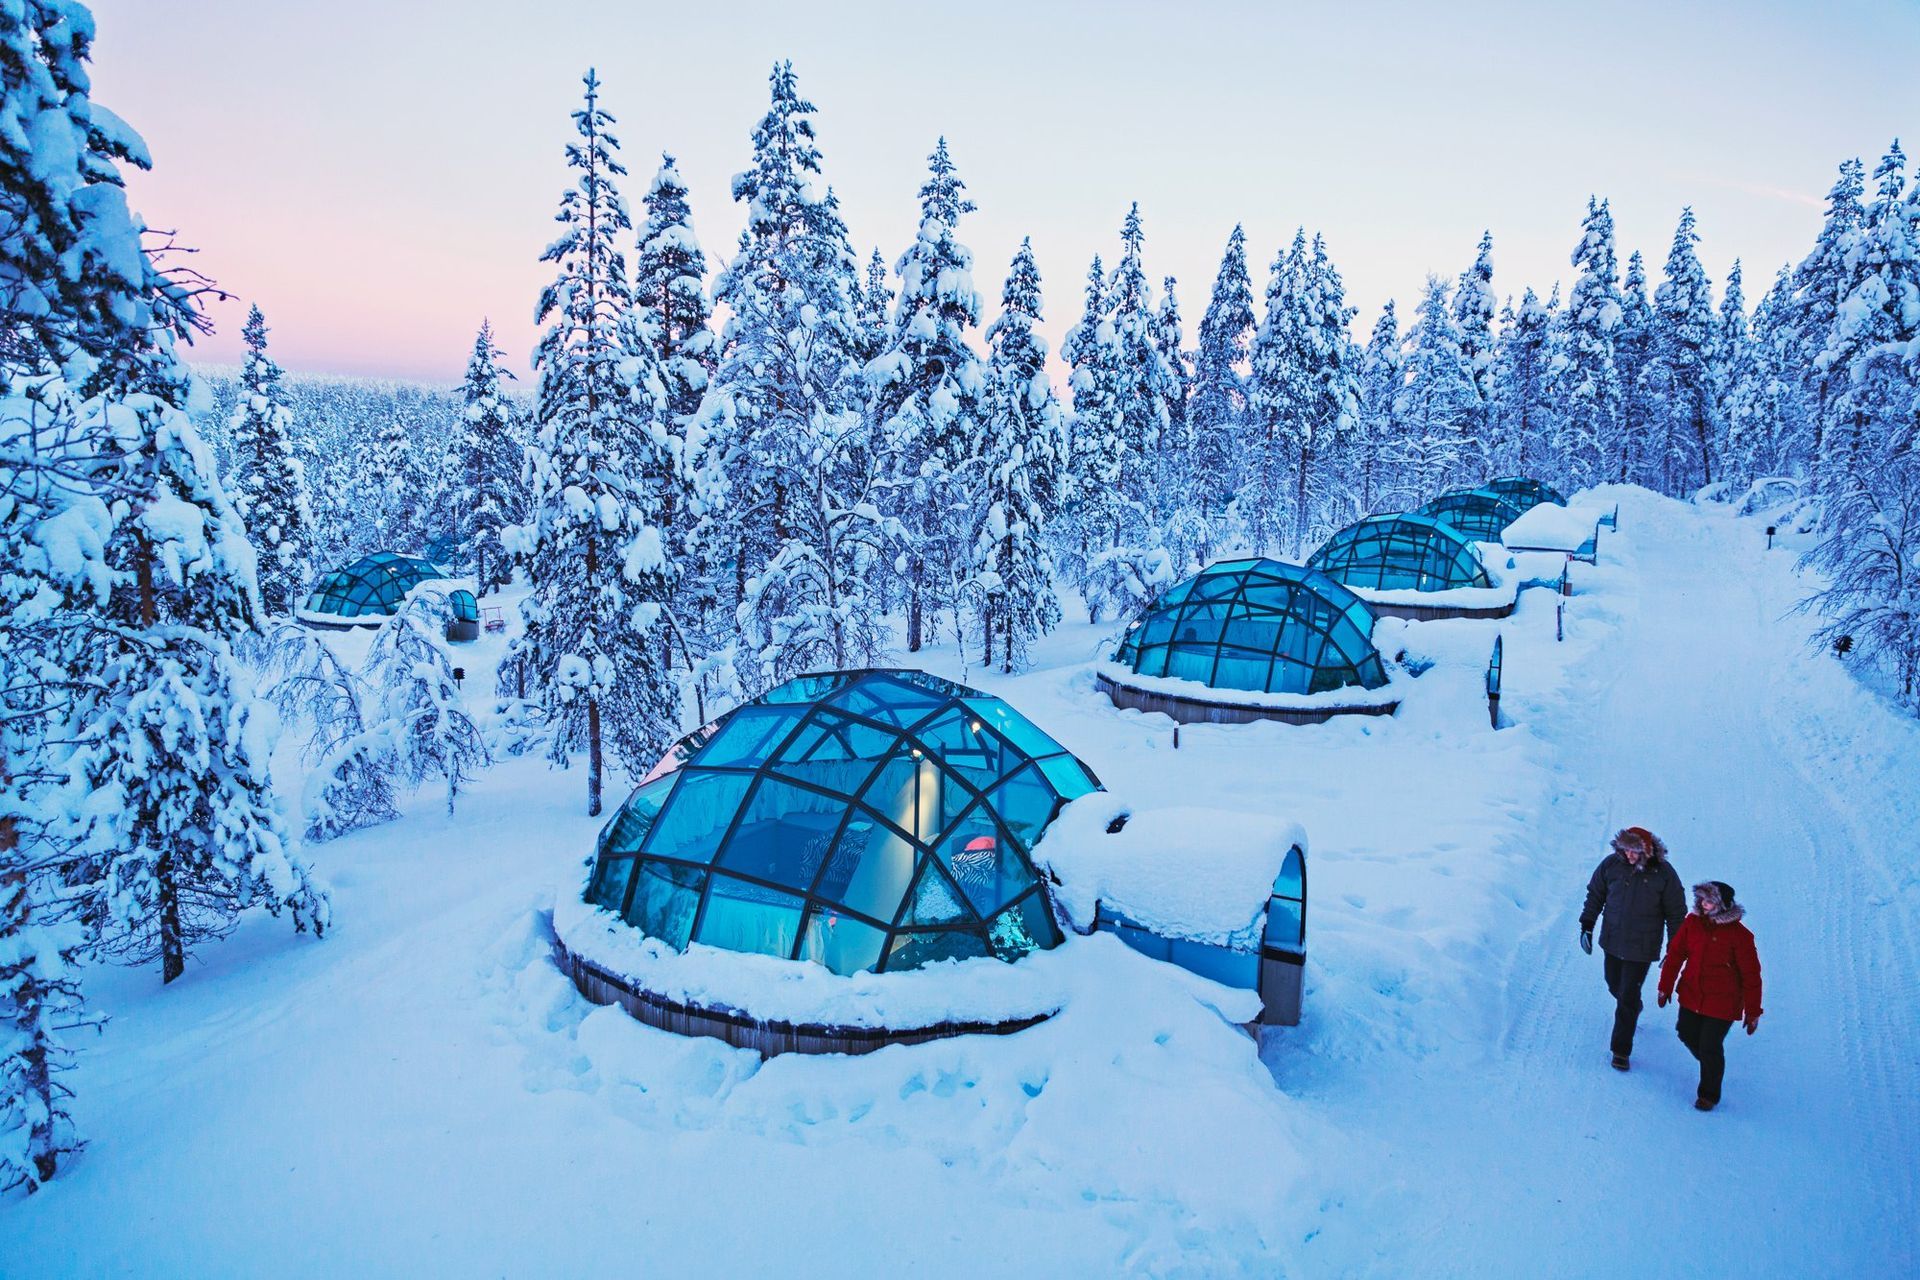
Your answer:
[1659,912,1763,1022]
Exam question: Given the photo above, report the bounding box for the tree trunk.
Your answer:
[157,848,184,984]
[2,867,59,1186]
[906,564,924,653]
[1293,436,1313,556]
[587,695,603,818]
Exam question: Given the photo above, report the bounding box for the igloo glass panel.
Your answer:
[712,778,844,890]
[815,815,917,924]
[795,909,887,976]
[932,806,1031,916]
[987,889,1061,960]
[642,771,756,863]
[1035,754,1099,801]
[986,765,1061,852]
[1214,651,1274,693]
[587,856,635,912]
[960,698,1072,762]
[883,928,992,972]
[697,705,809,769]
[602,773,680,857]
[695,876,805,958]
[625,860,704,949]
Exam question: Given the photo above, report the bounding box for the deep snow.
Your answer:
[4,489,1917,1277]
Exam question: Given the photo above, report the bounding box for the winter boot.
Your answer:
[1694,1096,1716,1112]
[1610,1054,1630,1071]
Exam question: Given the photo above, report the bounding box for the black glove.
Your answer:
[1579,929,1593,955]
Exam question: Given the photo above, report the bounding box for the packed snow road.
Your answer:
[1280,492,1920,1276]
[3,491,1915,1278]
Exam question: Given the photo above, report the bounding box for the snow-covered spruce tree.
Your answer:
[974,238,1064,673]
[1818,141,1914,486]
[1798,436,1920,711]
[227,306,311,615]
[634,153,715,427]
[367,412,418,551]
[1452,231,1496,464]
[1247,233,1307,553]
[1720,257,1751,474]
[1558,197,1624,490]
[1614,251,1658,486]
[511,69,680,817]
[1190,224,1256,519]
[1155,274,1192,476]
[1353,300,1403,513]
[1790,157,1867,489]
[707,62,883,688]
[1155,274,1216,572]
[452,320,520,593]
[2,0,206,1179]
[867,137,986,653]
[1491,288,1555,482]
[0,856,86,1194]
[1060,253,1119,617]
[364,595,490,815]
[1649,207,1720,492]
[1396,274,1479,497]
[65,393,331,985]
[1725,265,1802,486]
[261,624,398,840]
[1,389,107,1191]
[0,0,192,387]
[1104,205,1177,507]
[854,246,892,363]
[1247,231,1359,552]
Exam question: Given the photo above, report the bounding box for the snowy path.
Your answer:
[1295,496,1920,1275]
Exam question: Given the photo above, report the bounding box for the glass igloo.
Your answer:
[583,670,1100,976]
[1483,476,1568,509]
[1110,558,1389,696]
[1415,488,1529,542]
[1307,513,1493,593]
[298,551,448,625]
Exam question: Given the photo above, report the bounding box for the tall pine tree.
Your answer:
[512,70,680,816]
[228,305,311,615]
[1190,225,1256,518]
[974,239,1065,672]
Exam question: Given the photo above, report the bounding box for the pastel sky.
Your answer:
[91,0,1919,386]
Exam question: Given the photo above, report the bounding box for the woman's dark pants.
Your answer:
[1676,1006,1735,1103]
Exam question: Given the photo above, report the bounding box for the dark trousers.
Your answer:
[1676,1006,1735,1102]
[1603,953,1652,1057]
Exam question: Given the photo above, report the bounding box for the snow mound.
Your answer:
[1037,794,1307,946]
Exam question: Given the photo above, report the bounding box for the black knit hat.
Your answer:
[1711,881,1736,908]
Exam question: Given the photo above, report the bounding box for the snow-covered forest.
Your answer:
[4,1,1919,1274]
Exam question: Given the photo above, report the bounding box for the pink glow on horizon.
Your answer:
[88,0,1919,387]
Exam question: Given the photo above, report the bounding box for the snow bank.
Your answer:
[1503,502,1603,551]
[1036,793,1307,946]
[559,887,1157,1030]
[1095,660,1402,710]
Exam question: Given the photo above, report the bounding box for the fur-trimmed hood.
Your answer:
[1692,880,1746,925]
[1610,826,1669,865]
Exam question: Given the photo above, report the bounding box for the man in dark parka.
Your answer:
[1580,826,1686,1069]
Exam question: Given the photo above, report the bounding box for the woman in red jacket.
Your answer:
[1657,880,1763,1111]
